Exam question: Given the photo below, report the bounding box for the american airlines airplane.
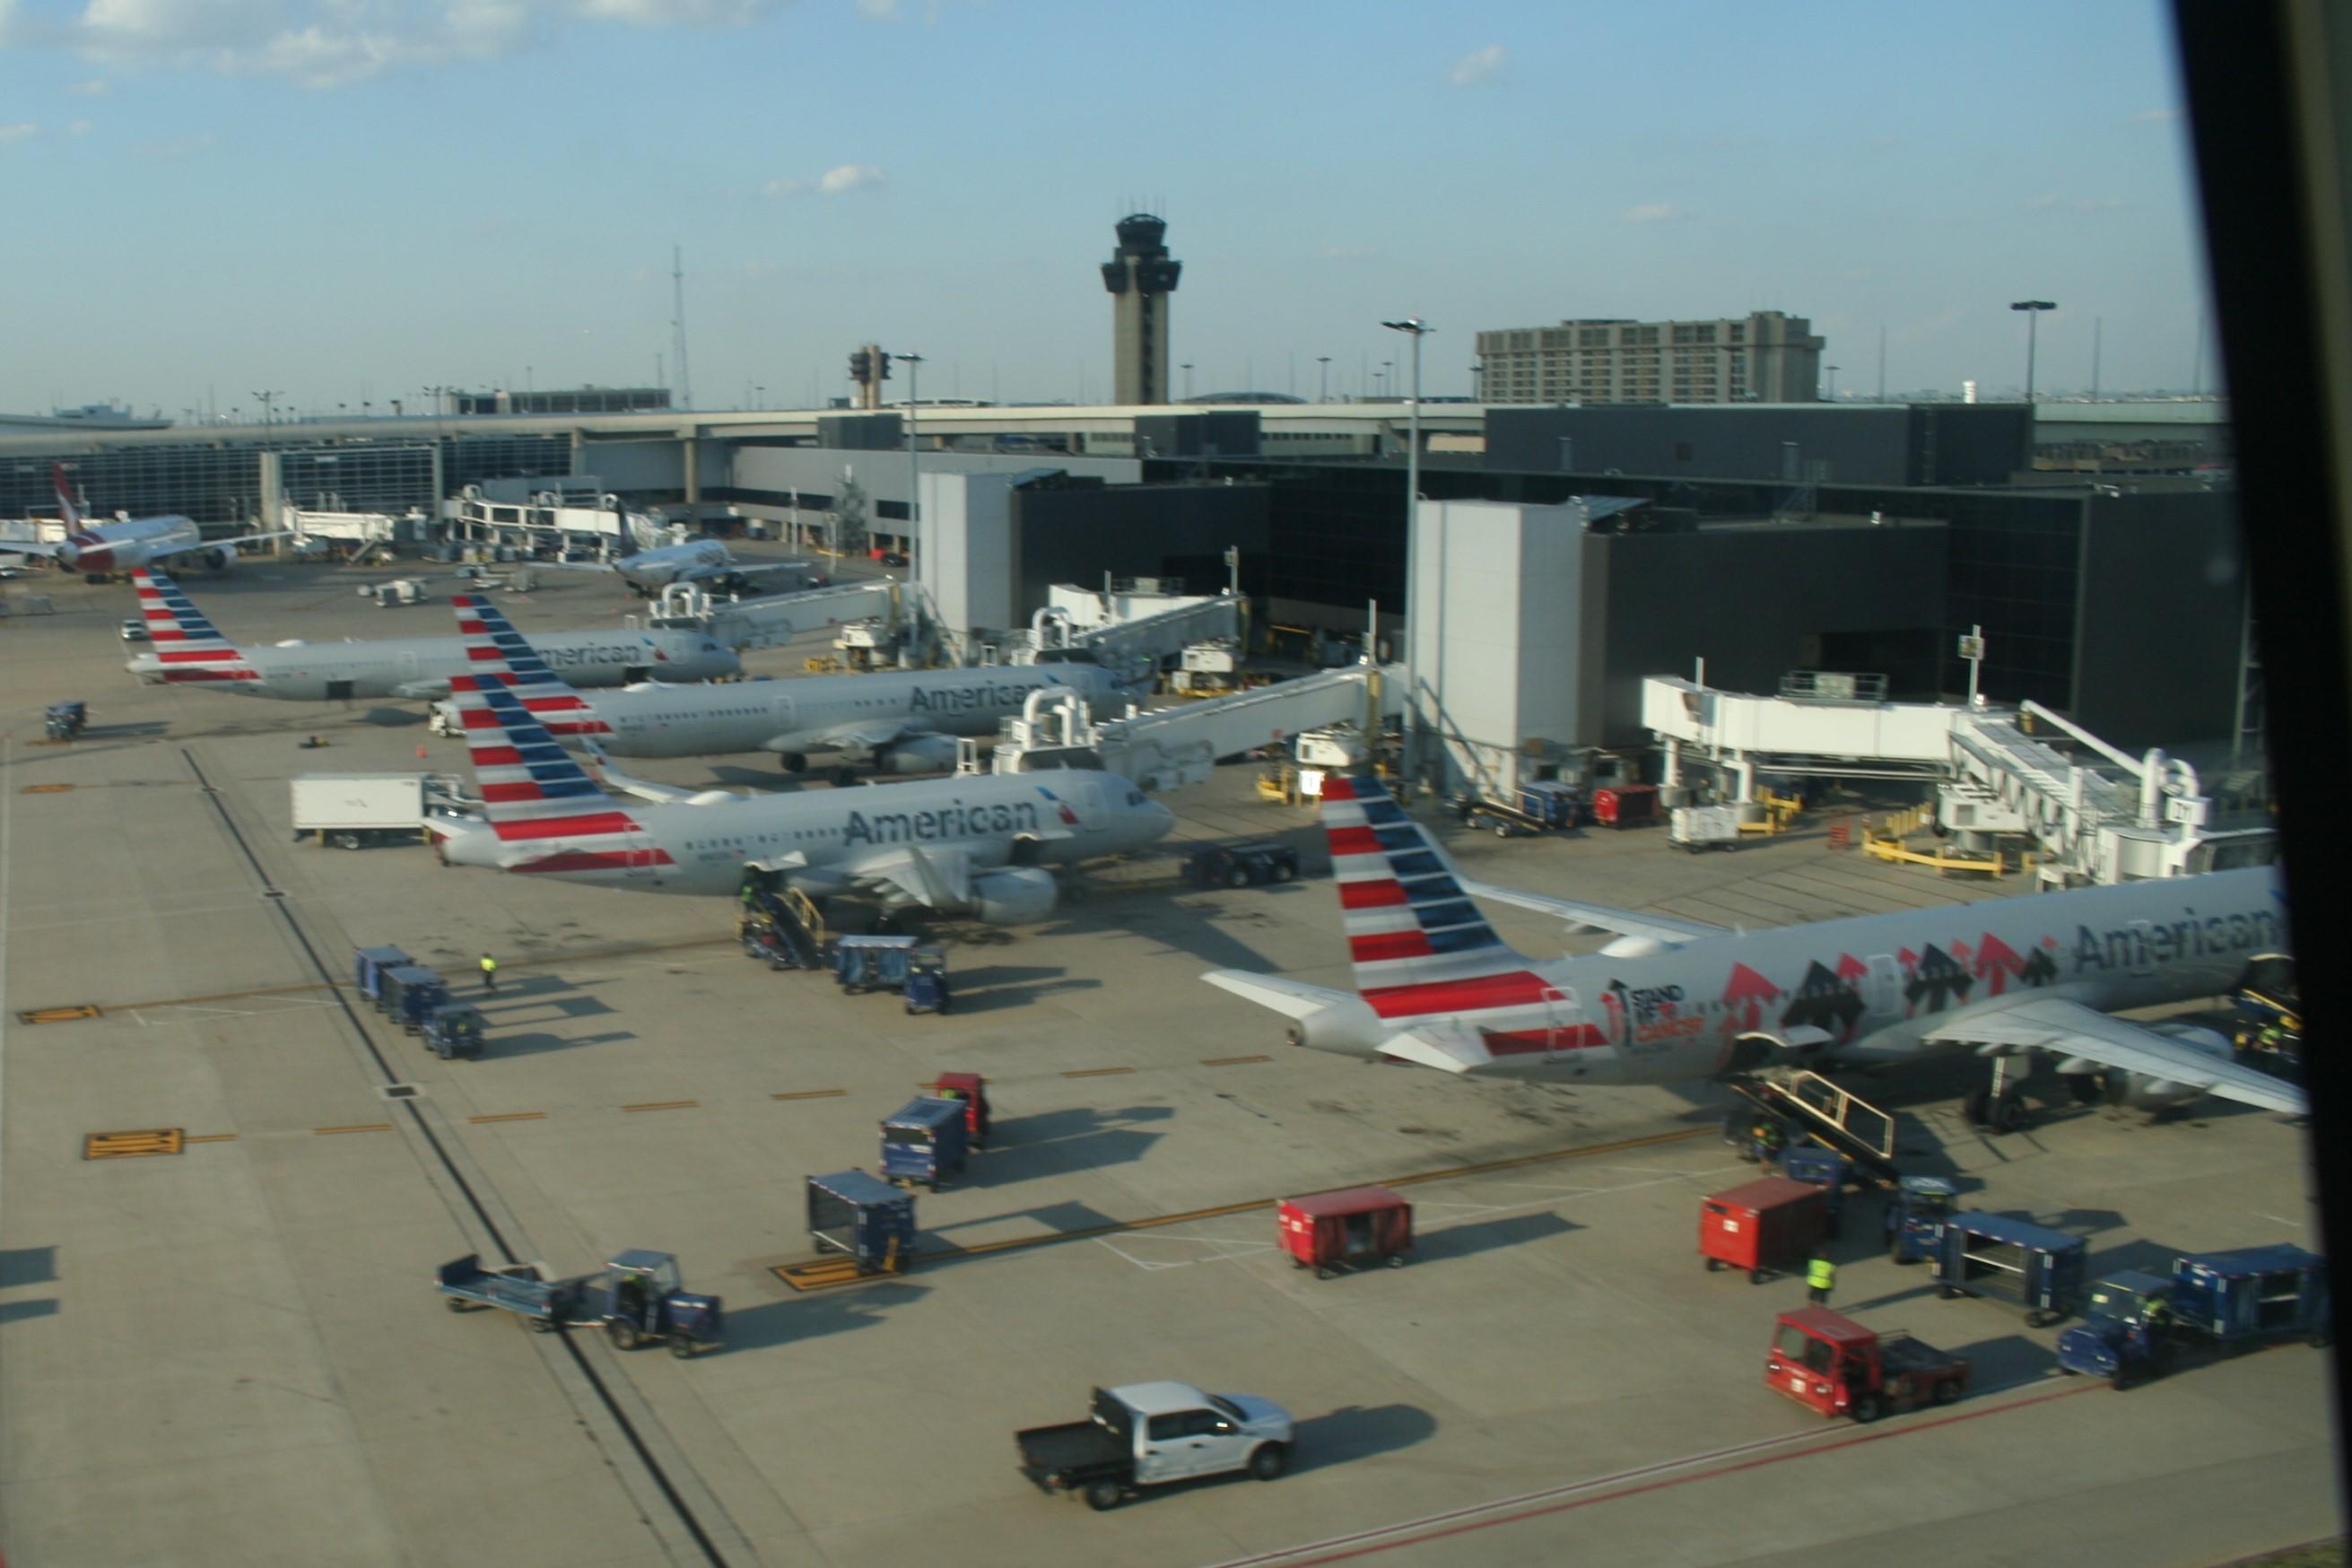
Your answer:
[430,658,1135,781]
[1204,772,2304,1124]
[125,567,739,699]
[431,594,1173,919]
[10,463,295,579]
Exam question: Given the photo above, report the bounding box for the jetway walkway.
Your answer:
[1643,675,2272,885]
[958,666,1402,792]
[684,579,899,652]
[1006,592,1245,682]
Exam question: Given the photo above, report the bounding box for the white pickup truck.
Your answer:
[1016,1381,1294,1511]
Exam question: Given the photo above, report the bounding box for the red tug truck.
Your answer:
[1765,1307,1972,1423]
[1700,1176,1828,1284]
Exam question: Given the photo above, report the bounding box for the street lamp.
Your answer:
[1317,357,1331,403]
[1381,317,1432,788]
[2010,300,2056,401]
[893,351,925,553]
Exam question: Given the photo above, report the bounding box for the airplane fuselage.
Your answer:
[616,540,728,592]
[532,664,1127,759]
[130,626,739,699]
[59,516,203,575]
[1379,867,2287,1086]
[435,768,1170,895]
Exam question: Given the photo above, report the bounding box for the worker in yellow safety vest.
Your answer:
[479,953,499,995]
[1808,1250,1836,1305]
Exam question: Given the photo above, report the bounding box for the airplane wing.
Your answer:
[1450,877,1732,946]
[788,719,919,755]
[0,538,66,559]
[1923,996,2306,1115]
[841,843,973,910]
[149,529,305,559]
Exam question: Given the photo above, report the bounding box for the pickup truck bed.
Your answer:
[435,1254,594,1328]
[1880,1334,1964,1378]
[1015,1421,1126,1490]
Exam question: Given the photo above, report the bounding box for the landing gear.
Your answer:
[1966,1053,2032,1134]
[830,765,860,788]
[779,753,807,774]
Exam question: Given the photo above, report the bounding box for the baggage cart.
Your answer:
[2057,1270,2177,1387]
[379,965,450,1034]
[354,945,413,1005]
[1700,1176,1827,1284]
[879,1096,971,1191]
[422,1003,487,1060]
[1932,1212,2086,1327]
[1592,783,1659,829]
[1277,1186,1414,1277]
[1668,804,1744,853]
[806,1169,917,1275]
[1883,1175,1958,1264]
[2168,1245,2331,1351]
[1778,1147,1852,1238]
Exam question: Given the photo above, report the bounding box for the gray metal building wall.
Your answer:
[1485,405,2030,487]
[1012,481,1269,618]
[2072,492,2248,750]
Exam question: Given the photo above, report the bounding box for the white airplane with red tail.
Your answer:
[1203,772,2302,1124]
[10,463,291,577]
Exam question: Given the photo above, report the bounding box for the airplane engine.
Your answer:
[1283,997,1390,1057]
[2060,1023,2235,1111]
[203,547,233,571]
[875,734,962,775]
[970,866,1058,925]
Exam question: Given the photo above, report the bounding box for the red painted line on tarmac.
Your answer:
[1209,1380,2104,1568]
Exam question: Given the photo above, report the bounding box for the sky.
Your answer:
[0,0,2213,417]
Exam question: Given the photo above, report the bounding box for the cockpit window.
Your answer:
[1127,791,1146,806]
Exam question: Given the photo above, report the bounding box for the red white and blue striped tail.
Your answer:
[132,568,257,683]
[449,590,606,736]
[448,595,643,850]
[1321,771,1564,1033]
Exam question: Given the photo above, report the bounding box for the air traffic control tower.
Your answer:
[1102,213,1181,405]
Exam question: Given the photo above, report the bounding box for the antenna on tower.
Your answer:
[670,243,693,412]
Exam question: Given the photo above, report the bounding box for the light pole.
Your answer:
[893,351,924,552]
[1382,317,1432,788]
[1317,357,1331,403]
[1180,362,1194,401]
[1381,360,1393,399]
[2010,300,2056,401]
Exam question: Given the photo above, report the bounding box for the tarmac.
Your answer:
[0,557,2335,1567]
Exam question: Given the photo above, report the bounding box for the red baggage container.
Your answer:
[1699,1176,1826,1283]
[1593,783,1659,829]
[1278,1186,1414,1277]
[928,1072,990,1149]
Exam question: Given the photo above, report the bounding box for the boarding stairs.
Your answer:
[1725,1068,1903,1189]
[740,886,826,971]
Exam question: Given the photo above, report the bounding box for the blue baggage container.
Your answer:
[806,1169,917,1274]
[1933,1212,2086,1327]
[879,1096,971,1190]
[1778,1147,1851,1237]
[355,945,413,1003]
[1882,1175,1958,1264]
[380,964,450,1033]
[1517,780,1582,829]
[2170,1245,2330,1348]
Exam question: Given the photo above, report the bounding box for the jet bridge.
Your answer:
[675,579,902,652]
[1006,591,1245,684]
[958,666,1401,792]
[1643,675,2272,886]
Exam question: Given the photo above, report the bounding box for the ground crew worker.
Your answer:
[479,952,499,995]
[1807,1249,1836,1305]
[1752,1116,1786,1167]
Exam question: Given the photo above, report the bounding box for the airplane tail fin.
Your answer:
[132,569,257,683]
[52,463,81,531]
[448,595,647,859]
[1320,771,1546,1019]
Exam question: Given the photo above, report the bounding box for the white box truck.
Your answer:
[292,772,476,849]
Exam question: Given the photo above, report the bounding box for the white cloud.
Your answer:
[818,162,884,194]
[0,121,38,145]
[58,0,782,89]
[71,77,110,95]
[1623,201,1686,224]
[763,176,807,197]
[1447,42,1504,87]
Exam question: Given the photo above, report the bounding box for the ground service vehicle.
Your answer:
[1884,1175,1958,1264]
[434,1249,722,1356]
[292,772,473,849]
[928,1072,991,1149]
[831,935,950,1012]
[1778,1147,1851,1239]
[1016,1382,1295,1511]
[421,1003,487,1060]
[1277,1186,1413,1277]
[2230,954,2300,1058]
[880,1096,971,1190]
[378,965,451,1034]
[1765,1308,1970,1422]
[1701,1176,1828,1283]
[43,701,86,741]
[119,617,148,641]
[2058,1270,2177,1387]
[806,1169,917,1274]
[1933,1213,2086,1327]
[2168,1245,2331,1352]
[1184,841,1302,888]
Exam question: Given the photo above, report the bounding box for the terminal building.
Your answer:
[0,393,2247,789]
[1475,311,1826,405]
